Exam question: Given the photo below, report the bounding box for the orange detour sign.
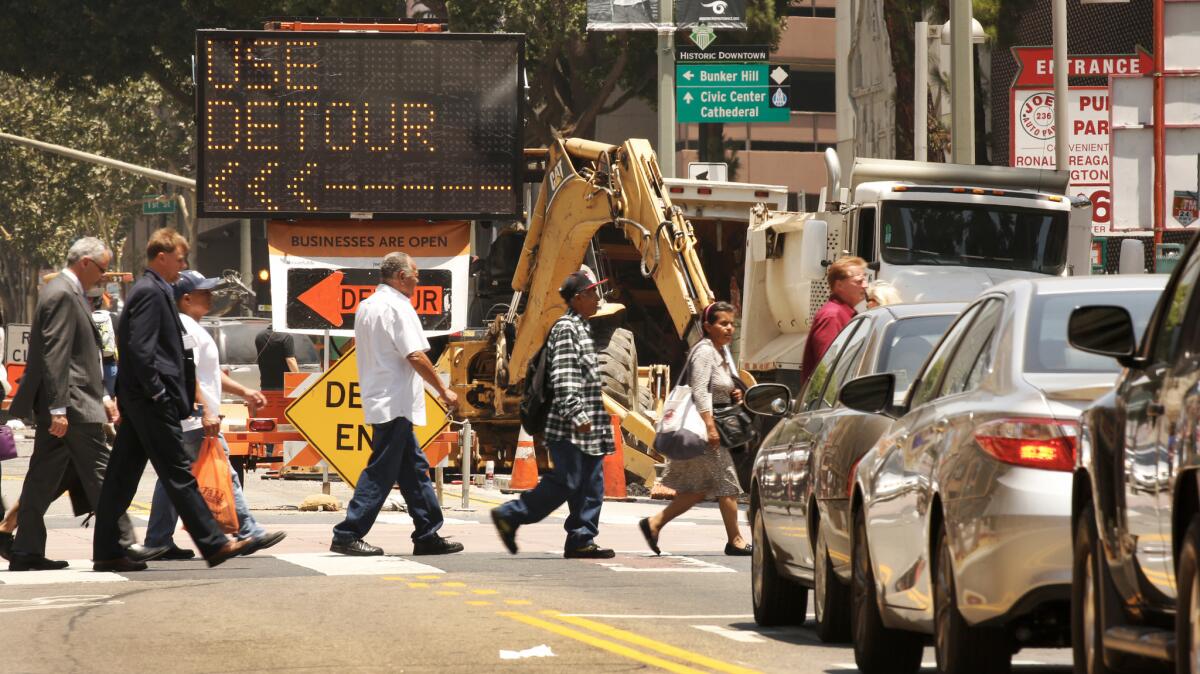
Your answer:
[284,346,450,488]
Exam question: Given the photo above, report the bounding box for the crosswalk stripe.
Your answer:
[0,562,128,586]
[272,552,444,577]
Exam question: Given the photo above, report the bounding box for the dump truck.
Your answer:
[441,138,765,486]
[740,150,1095,393]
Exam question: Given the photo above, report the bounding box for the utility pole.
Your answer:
[914,21,929,162]
[1052,0,1069,174]
[949,0,975,164]
[657,0,676,177]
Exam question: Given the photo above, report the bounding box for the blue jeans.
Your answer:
[495,439,604,550]
[332,417,444,544]
[145,430,264,547]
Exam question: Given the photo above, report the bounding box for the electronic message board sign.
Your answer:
[196,31,524,220]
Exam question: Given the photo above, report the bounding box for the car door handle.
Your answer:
[1148,402,1165,417]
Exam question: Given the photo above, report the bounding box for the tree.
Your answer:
[0,75,191,323]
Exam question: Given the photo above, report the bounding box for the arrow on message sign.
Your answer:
[296,271,376,328]
[683,92,695,104]
[682,69,695,81]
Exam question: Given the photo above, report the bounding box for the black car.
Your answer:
[1067,237,1200,672]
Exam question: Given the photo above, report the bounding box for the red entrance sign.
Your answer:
[1012,46,1152,88]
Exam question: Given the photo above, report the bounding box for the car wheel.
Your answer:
[1176,518,1200,674]
[814,518,852,642]
[751,506,808,626]
[851,506,923,674]
[934,523,1011,674]
[1072,503,1133,674]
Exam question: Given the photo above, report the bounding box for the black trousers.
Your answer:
[12,421,135,557]
[94,398,227,560]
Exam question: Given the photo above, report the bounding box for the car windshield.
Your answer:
[876,314,957,392]
[1025,290,1160,373]
[214,324,321,365]
[880,200,1068,275]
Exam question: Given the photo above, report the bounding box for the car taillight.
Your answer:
[973,418,1078,472]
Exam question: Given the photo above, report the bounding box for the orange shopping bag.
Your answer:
[191,436,239,534]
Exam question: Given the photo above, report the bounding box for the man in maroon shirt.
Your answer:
[799,256,869,387]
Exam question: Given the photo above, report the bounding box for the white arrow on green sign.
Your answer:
[675,63,790,124]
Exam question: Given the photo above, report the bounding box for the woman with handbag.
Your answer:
[640,301,753,556]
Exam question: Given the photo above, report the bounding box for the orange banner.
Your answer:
[267,220,470,258]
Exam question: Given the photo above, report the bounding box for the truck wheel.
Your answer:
[751,505,808,626]
[1073,503,1133,674]
[814,518,852,642]
[934,523,1011,674]
[1176,518,1200,674]
[595,327,638,412]
[852,506,923,674]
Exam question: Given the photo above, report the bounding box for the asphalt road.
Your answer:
[0,435,1074,674]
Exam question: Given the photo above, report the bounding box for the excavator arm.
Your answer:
[506,137,715,382]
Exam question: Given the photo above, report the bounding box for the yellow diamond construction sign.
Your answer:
[284,346,450,488]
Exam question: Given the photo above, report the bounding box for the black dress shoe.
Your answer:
[638,518,661,556]
[93,557,148,572]
[490,509,518,555]
[724,542,753,556]
[241,531,287,556]
[330,539,383,556]
[564,544,615,559]
[412,535,464,556]
[159,546,196,561]
[125,544,171,563]
[0,531,12,561]
[9,554,69,571]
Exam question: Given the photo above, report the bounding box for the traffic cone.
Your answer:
[603,414,628,500]
[506,426,539,492]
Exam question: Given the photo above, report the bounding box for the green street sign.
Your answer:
[675,63,791,123]
[142,194,176,215]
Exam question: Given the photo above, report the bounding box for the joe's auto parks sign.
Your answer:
[1007,47,1149,235]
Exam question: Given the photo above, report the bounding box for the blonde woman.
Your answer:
[866,281,902,309]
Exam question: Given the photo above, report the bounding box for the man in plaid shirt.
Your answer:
[491,270,615,559]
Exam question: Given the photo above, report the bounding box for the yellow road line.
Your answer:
[546,612,764,674]
[499,611,710,674]
[505,599,532,605]
[471,589,498,595]
[128,500,152,514]
[439,488,506,507]
[466,600,492,606]
[408,582,429,588]
[440,581,467,587]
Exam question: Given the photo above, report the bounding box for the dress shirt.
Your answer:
[354,283,431,426]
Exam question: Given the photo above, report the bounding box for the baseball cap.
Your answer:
[559,268,607,302]
[174,270,220,301]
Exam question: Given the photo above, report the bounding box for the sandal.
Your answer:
[638,518,661,556]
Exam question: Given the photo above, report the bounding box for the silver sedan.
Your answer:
[839,274,1166,674]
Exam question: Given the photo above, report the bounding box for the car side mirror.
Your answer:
[839,373,901,418]
[744,383,792,417]
[1068,306,1137,364]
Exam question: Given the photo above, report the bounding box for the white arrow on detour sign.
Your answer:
[284,346,450,488]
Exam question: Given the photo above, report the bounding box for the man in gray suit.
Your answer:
[8,237,142,570]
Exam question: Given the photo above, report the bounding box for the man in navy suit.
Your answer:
[92,228,261,571]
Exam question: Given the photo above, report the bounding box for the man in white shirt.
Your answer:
[143,271,286,559]
[330,252,463,556]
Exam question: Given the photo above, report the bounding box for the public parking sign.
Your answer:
[284,346,449,488]
[675,63,790,123]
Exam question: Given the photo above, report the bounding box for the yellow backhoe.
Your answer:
[439,137,720,484]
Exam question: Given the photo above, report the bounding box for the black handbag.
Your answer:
[712,403,755,450]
